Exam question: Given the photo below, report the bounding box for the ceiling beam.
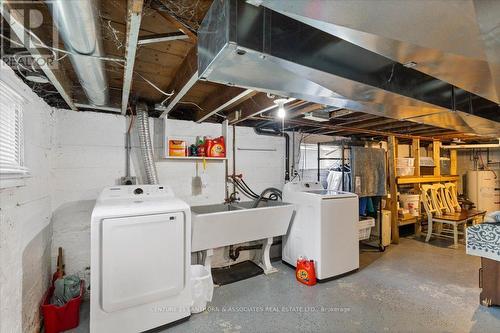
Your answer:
[407,127,457,135]
[228,93,276,124]
[154,8,197,42]
[355,118,402,129]
[334,113,378,126]
[375,121,420,131]
[159,45,197,117]
[195,88,254,122]
[137,31,188,45]
[254,116,438,141]
[121,0,144,114]
[1,3,77,110]
[229,93,296,124]
[288,103,324,118]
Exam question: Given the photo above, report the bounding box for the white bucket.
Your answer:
[399,194,420,216]
[190,265,214,314]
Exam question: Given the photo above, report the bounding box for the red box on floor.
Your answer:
[41,280,84,333]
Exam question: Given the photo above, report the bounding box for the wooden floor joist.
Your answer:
[195,88,254,122]
[121,0,144,114]
[159,45,198,117]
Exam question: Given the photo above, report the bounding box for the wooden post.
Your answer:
[450,146,457,175]
[411,138,422,236]
[388,136,399,244]
[412,138,421,177]
[433,140,441,176]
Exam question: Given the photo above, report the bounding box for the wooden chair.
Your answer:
[443,182,485,225]
[421,184,484,248]
[444,182,461,213]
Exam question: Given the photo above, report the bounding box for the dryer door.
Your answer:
[101,212,185,312]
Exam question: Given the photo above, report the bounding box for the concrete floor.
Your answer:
[72,238,500,332]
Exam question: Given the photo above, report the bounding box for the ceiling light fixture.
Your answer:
[274,98,288,118]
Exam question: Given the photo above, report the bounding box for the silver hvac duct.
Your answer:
[47,0,109,106]
[136,105,159,185]
[198,0,500,137]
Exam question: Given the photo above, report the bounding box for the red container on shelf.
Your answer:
[296,258,317,286]
[206,136,226,157]
[41,280,84,333]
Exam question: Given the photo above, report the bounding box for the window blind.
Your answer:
[0,80,28,175]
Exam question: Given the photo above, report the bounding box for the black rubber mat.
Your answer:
[211,260,264,286]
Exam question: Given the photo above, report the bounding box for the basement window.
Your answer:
[0,80,29,188]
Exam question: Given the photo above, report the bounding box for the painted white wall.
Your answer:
[50,114,295,281]
[50,110,139,291]
[0,65,54,333]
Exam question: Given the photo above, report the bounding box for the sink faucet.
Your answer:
[226,191,240,203]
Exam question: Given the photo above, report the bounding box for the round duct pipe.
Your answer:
[136,104,159,184]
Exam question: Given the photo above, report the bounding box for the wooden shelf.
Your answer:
[398,217,418,226]
[397,175,459,185]
[161,156,227,161]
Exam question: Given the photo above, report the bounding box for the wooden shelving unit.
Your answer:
[397,175,459,185]
[388,137,458,244]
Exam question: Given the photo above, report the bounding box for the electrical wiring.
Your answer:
[110,60,174,104]
[0,34,125,63]
[478,150,497,179]
[178,101,204,110]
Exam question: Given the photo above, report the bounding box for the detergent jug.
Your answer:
[296,258,317,286]
[206,136,226,157]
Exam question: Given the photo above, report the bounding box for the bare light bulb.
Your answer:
[277,104,286,118]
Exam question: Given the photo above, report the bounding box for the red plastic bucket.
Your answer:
[41,280,84,333]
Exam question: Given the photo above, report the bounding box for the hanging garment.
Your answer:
[350,147,387,197]
[326,170,343,191]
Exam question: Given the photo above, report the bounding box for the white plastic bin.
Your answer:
[190,265,213,313]
[358,217,375,240]
[396,157,414,167]
[396,166,415,176]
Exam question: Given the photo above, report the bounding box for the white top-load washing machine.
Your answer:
[91,185,191,333]
[282,181,359,280]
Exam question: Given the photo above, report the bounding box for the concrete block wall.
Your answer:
[50,115,294,279]
[50,110,146,291]
[0,65,55,333]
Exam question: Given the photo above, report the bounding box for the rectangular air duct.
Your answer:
[198,0,499,137]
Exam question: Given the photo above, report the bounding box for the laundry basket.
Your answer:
[358,217,375,240]
[190,265,213,313]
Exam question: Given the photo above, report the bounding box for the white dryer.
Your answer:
[91,185,191,333]
[282,181,359,280]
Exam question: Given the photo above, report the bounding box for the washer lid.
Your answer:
[304,190,357,199]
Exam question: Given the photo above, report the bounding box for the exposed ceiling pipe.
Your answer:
[441,139,500,149]
[47,0,109,106]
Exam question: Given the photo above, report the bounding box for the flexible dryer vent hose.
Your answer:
[136,105,159,184]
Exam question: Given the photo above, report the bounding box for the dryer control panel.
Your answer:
[283,181,324,193]
[98,185,175,201]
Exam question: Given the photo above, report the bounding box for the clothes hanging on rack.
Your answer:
[326,165,351,191]
[350,147,386,197]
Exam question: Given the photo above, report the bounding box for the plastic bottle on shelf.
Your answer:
[196,137,206,157]
[207,136,226,157]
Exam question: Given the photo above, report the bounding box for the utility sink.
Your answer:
[191,200,294,274]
